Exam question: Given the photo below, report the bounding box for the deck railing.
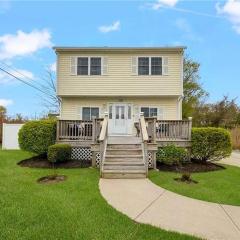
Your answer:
[57,118,103,142]
[145,117,192,142]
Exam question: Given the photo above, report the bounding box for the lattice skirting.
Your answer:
[148,151,154,168]
[71,147,92,162]
[95,152,101,168]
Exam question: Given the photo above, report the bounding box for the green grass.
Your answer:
[149,165,240,206]
[0,150,197,240]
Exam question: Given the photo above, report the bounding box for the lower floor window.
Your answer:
[82,107,99,120]
[141,107,158,118]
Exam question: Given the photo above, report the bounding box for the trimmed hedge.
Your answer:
[47,144,71,163]
[18,120,56,155]
[157,145,189,166]
[191,127,232,162]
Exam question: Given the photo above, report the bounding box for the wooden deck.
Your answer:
[56,117,192,148]
[56,116,192,173]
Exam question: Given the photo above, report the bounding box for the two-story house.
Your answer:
[54,47,192,178]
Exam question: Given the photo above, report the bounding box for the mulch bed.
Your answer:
[37,175,67,184]
[18,155,91,169]
[157,161,225,173]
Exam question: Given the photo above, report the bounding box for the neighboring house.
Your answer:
[54,47,192,178]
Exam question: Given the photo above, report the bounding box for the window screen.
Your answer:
[77,57,88,75]
[138,57,149,75]
[151,57,162,75]
[82,107,99,120]
[90,57,101,75]
[141,107,157,117]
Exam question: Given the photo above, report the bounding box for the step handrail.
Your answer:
[139,113,149,176]
[99,112,108,175]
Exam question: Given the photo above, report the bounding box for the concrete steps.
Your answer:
[102,142,146,179]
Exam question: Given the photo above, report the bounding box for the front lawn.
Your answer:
[0,150,197,240]
[149,165,240,206]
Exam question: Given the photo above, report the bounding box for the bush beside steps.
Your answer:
[48,144,71,163]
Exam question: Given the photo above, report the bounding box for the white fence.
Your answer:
[2,123,24,150]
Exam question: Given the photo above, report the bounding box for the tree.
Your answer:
[0,106,6,121]
[38,70,61,114]
[182,56,208,119]
[0,106,7,143]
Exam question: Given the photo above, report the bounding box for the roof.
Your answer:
[53,46,186,53]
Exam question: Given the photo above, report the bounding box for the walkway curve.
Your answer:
[99,178,240,240]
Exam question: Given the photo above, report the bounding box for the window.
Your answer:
[151,57,162,75]
[77,57,88,75]
[82,107,99,120]
[90,57,101,75]
[138,57,149,75]
[138,57,162,75]
[109,105,113,119]
[77,57,101,75]
[141,107,158,118]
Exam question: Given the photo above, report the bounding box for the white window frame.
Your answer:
[82,106,100,120]
[138,56,163,76]
[77,56,103,76]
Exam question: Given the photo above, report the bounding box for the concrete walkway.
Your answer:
[99,178,240,240]
[219,151,240,167]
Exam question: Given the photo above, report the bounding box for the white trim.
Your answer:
[177,96,182,120]
[180,53,184,96]
[108,102,133,136]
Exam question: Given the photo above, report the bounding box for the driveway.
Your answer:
[219,151,240,167]
[99,178,240,240]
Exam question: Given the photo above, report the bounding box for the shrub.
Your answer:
[191,127,232,162]
[47,144,71,163]
[157,145,189,166]
[18,120,56,155]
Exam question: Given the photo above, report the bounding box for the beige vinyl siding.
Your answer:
[57,51,182,96]
[60,96,180,120]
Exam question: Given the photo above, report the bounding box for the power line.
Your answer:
[0,60,49,90]
[0,67,57,106]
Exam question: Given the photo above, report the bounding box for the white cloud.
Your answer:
[98,21,120,33]
[0,68,34,84]
[151,0,179,10]
[0,99,13,107]
[175,18,191,32]
[175,18,203,42]
[216,0,240,34]
[49,62,56,72]
[0,29,52,60]
[0,0,11,14]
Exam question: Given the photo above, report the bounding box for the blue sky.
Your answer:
[0,0,240,118]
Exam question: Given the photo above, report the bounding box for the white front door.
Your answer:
[108,103,132,135]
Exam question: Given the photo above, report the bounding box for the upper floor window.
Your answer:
[138,57,162,76]
[138,57,149,75]
[77,57,101,75]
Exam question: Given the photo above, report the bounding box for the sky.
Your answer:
[0,0,240,118]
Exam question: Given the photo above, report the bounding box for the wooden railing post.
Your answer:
[188,117,192,141]
[92,117,96,143]
[152,117,157,143]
